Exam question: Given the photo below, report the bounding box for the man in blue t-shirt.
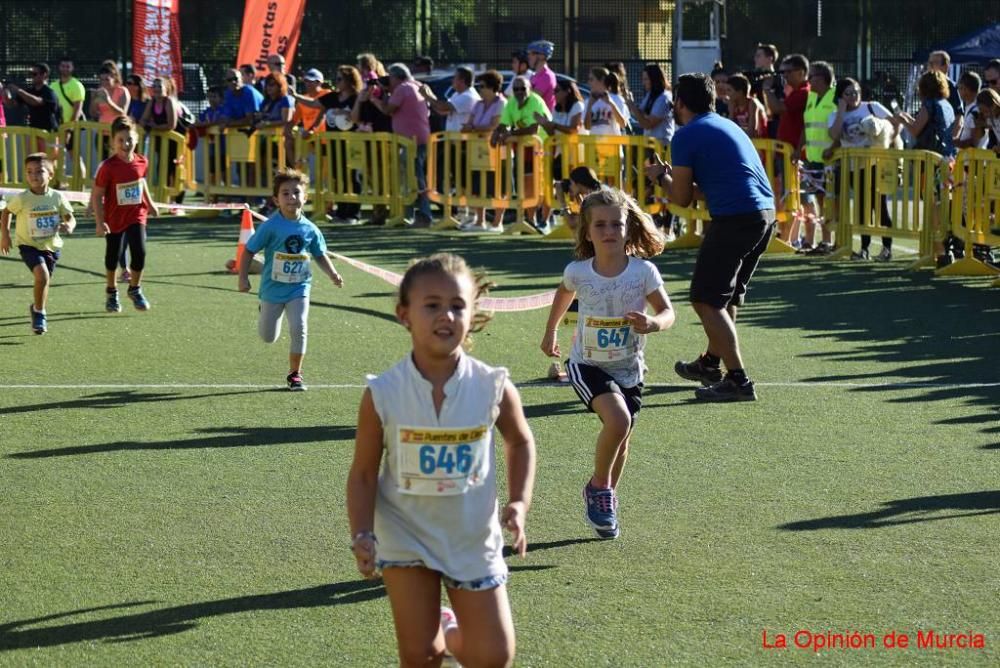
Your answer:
[645,73,775,402]
[220,68,264,126]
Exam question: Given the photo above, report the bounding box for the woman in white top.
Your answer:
[585,67,628,136]
[625,63,675,145]
[348,253,536,668]
[536,79,586,225]
[828,77,899,261]
[461,70,508,232]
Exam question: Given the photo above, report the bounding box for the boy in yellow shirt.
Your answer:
[0,153,76,334]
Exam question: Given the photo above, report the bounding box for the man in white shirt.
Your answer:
[955,71,989,149]
[425,66,481,132]
[422,67,481,223]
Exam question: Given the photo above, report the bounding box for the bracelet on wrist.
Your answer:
[351,530,376,548]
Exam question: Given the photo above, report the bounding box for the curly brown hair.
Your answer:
[336,65,363,94]
[397,253,495,348]
[575,188,665,260]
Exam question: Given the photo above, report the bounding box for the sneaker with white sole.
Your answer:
[874,247,892,262]
[105,289,122,313]
[287,371,306,391]
[30,305,47,334]
[127,286,151,311]
[850,248,871,261]
[583,482,620,539]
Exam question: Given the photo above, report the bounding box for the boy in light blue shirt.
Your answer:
[238,168,343,390]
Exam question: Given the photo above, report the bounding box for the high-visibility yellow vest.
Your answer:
[803,87,836,163]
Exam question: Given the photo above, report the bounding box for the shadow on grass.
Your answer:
[734,257,1000,440]
[0,389,260,416]
[778,490,1000,530]
[0,580,384,650]
[7,425,354,458]
[310,299,399,324]
[0,314,111,329]
[504,537,605,558]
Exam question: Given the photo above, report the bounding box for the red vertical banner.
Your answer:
[133,0,183,91]
[236,0,307,78]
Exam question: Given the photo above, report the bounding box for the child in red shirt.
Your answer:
[91,115,158,312]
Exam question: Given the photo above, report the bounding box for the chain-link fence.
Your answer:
[722,0,1000,106]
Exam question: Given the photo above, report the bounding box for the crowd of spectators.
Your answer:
[1,43,998,235]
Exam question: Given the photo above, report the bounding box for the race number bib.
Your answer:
[582,316,635,362]
[271,252,312,283]
[116,179,143,206]
[28,208,60,238]
[396,425,489,496]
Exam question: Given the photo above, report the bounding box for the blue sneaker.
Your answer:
[583,483,620,539]
[30,305,47,334]
[105,289,122,313]
[127,286,150,311]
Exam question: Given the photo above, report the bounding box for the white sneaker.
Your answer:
[440,606,458,634]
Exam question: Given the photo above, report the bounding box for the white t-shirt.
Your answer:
[368,354,509,582]
[587,96,627,136]
[445,88,481,133]
[958,104,989,149]
[552,100,586,133]
[827,102,892,148]
[563,256,664,387]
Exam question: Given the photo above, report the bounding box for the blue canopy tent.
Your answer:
[905,23,1000,110]
[914,23,1000,64]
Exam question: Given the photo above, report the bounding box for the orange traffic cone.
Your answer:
[228,208,255,273]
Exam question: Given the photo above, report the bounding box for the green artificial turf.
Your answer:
[1,216,997,666]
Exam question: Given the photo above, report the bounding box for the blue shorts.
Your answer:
[19,246,59,275]
[376,558,508,592]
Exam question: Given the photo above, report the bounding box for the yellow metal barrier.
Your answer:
[543,133,664,211]
[57,121,115,192]
[829,147,941,268]
[311,131,417,227]
[938,148,1000,278]
[752,138,800,254]
[54,122,186,203]
[1,127,58,188]
[426,132,544,235]
[189,126,288,199]
[141,129,187,203]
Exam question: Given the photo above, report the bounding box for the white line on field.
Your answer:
[0,381,997,390]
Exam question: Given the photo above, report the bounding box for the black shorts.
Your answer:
[566,361,643,423]
[690,210,775,309]
[19,245,59,275]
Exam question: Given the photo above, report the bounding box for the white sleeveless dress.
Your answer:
[368,353,509,582]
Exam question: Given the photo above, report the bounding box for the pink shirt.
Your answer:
[389,80,430,145]
[96,85,128,124]
[530,65,557,111]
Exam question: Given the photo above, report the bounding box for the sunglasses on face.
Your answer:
[987,78,999,86]
[226,77,238,83]
[513,87,526,92]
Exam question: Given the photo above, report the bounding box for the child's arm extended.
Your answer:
[540,282,576,357]
[624,286,675,334]
[495,379,536,558]
[0,210,11,255]
[346,388,384,578]
[91,185,109,236]
[314,253,344,287]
